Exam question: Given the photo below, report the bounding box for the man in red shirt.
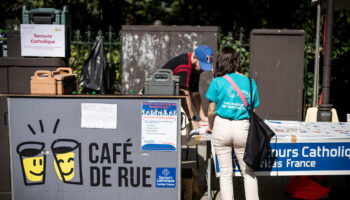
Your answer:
[162,45,214,129]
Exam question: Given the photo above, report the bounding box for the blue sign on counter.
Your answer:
[264,142,350,171]
[213,142,350,176]
[156,168,176,188]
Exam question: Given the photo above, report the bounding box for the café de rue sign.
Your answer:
[20,24,65,57]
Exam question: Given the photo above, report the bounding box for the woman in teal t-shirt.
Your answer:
[206,47,260,200]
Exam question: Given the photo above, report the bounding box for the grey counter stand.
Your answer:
[8,95,182,200]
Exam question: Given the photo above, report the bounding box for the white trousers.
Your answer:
[212,116,259,200]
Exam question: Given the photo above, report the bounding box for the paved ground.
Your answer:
[182,142,350,200]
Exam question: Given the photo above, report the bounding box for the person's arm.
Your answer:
[190,91,208,122]
[207,101,216,133]
[180,88,200,130]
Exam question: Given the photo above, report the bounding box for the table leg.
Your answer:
[207,141,211,200]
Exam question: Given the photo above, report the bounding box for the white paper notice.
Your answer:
[81,103,117,129]
[20,24,65,57]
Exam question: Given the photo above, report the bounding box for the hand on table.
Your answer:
[206,127,212,134]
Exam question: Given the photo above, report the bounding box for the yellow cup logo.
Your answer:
[51,139,82,184]
[17,142,46,185]
[22,156,44,181]
[54,152,75,181]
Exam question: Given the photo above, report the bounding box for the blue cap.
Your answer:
[194,45,214,71]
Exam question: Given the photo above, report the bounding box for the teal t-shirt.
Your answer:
[206,73,259,120]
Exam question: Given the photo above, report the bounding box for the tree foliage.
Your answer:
[1,0,349,120]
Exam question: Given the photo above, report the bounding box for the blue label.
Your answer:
[156,168,176,188]
[142,102,177,117]
[142,144,176,151]
[214,142,350,174]
[264,142,350,172]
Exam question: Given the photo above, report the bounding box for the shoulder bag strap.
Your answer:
[248,77,254,112]
[223,75,248,108]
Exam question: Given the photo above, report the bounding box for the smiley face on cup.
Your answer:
[53,150,75,181]
[16,142,46,185]
[51,139,82,184]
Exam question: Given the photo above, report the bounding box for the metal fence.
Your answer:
[71,26,121,63]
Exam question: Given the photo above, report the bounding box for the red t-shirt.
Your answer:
[161,52,200,92]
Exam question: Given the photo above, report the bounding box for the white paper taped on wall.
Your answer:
[81,103,117,129]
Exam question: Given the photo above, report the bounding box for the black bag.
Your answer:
[80,36,111,94]
[243,78,276,170]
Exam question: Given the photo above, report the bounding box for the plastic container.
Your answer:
[30,67,77,95]
[144,69,179,95]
